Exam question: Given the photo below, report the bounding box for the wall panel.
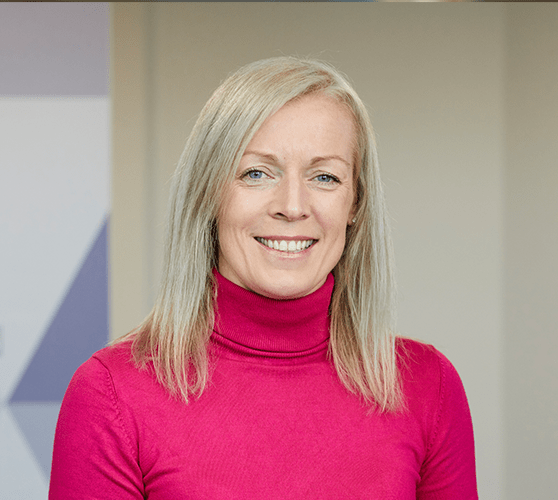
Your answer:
[0,4,110,496]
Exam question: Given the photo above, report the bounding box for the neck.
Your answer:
[212,269,334,355]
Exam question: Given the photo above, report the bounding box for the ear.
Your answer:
[348,158,359,226]
[347,206,357,226]
[347,189,358,226]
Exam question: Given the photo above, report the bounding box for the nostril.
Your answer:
[273,211,309,222]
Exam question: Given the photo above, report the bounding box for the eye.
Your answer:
[315,173,339,184]
[248,170,263,180]
[242,168,266,180]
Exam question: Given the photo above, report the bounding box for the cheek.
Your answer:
[316,193,353,233]
[217,197,238,251]
[218,192,259,242]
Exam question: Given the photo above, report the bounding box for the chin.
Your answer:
[251,272,320,300]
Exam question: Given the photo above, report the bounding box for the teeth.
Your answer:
[255,238,315,253]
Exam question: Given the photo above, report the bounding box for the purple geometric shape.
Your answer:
[0,3,109,96]
[10,218,109,403]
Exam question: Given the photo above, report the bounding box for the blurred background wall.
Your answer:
[1,3,557,499]
[0,3,110,498]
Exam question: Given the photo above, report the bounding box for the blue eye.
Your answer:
[246,169,264,180]
[316,174,337,183]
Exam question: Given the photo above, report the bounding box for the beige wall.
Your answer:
[504,5,558,498]
[111,4,558,498]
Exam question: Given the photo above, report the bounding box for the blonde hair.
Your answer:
[120,56,402,412]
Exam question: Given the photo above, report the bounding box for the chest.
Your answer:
[134,362,429,499]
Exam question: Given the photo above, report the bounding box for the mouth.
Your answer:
[254,237,317,254]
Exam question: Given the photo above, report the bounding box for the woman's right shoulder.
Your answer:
[65,339,166,419]
[70,339,153,394]
[77,340,134,375]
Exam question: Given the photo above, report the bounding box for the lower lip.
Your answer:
[255,239,316,255]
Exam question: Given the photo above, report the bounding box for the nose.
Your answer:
[271,173,309,222]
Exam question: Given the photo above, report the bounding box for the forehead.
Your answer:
[244,94,357,161]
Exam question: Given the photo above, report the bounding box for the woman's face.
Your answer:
[217,94,357,299]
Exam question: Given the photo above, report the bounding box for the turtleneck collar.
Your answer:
[212,269,334,357]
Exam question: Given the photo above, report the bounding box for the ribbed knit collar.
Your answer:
[212,269,333,357]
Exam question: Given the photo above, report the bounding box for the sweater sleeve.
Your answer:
[416,350,478,500]
[49,355,144,499]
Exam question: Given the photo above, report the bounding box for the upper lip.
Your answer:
[256,236,317,241]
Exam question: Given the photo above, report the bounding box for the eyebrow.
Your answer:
[310,155,352,168]
[242,150,279,163]
[243,150,352,168]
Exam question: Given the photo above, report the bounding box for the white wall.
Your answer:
[0,3,110,497]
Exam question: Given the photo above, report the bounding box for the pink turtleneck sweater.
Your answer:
[50,272,477,499]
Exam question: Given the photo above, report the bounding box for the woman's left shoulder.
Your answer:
[395,337,467,404]
[395,338,477,497]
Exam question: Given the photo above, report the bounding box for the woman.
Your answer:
[50,57,477,499]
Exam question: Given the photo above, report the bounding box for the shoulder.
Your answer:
[396,337,473,445]
[52,343,146,494]
[396,340,477,495]
[61,340,169,442]
[71,341,136,385]
[91,340,137,373]
[68,340,160,404]
[396,337,462,387]
[395,337,469,420]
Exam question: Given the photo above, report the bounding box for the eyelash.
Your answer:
[314,173,340,184]
[242,168,267,180]
[243,168,265,177]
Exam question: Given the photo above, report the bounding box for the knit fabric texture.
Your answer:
[49,271,477,499]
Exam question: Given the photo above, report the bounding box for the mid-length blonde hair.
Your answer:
[121,56,402,412]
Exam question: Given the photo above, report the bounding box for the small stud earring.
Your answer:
[352,218,356,223]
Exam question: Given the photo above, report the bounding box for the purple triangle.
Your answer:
[10,218,109,403]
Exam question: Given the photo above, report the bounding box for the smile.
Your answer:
[255,237,316,253]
